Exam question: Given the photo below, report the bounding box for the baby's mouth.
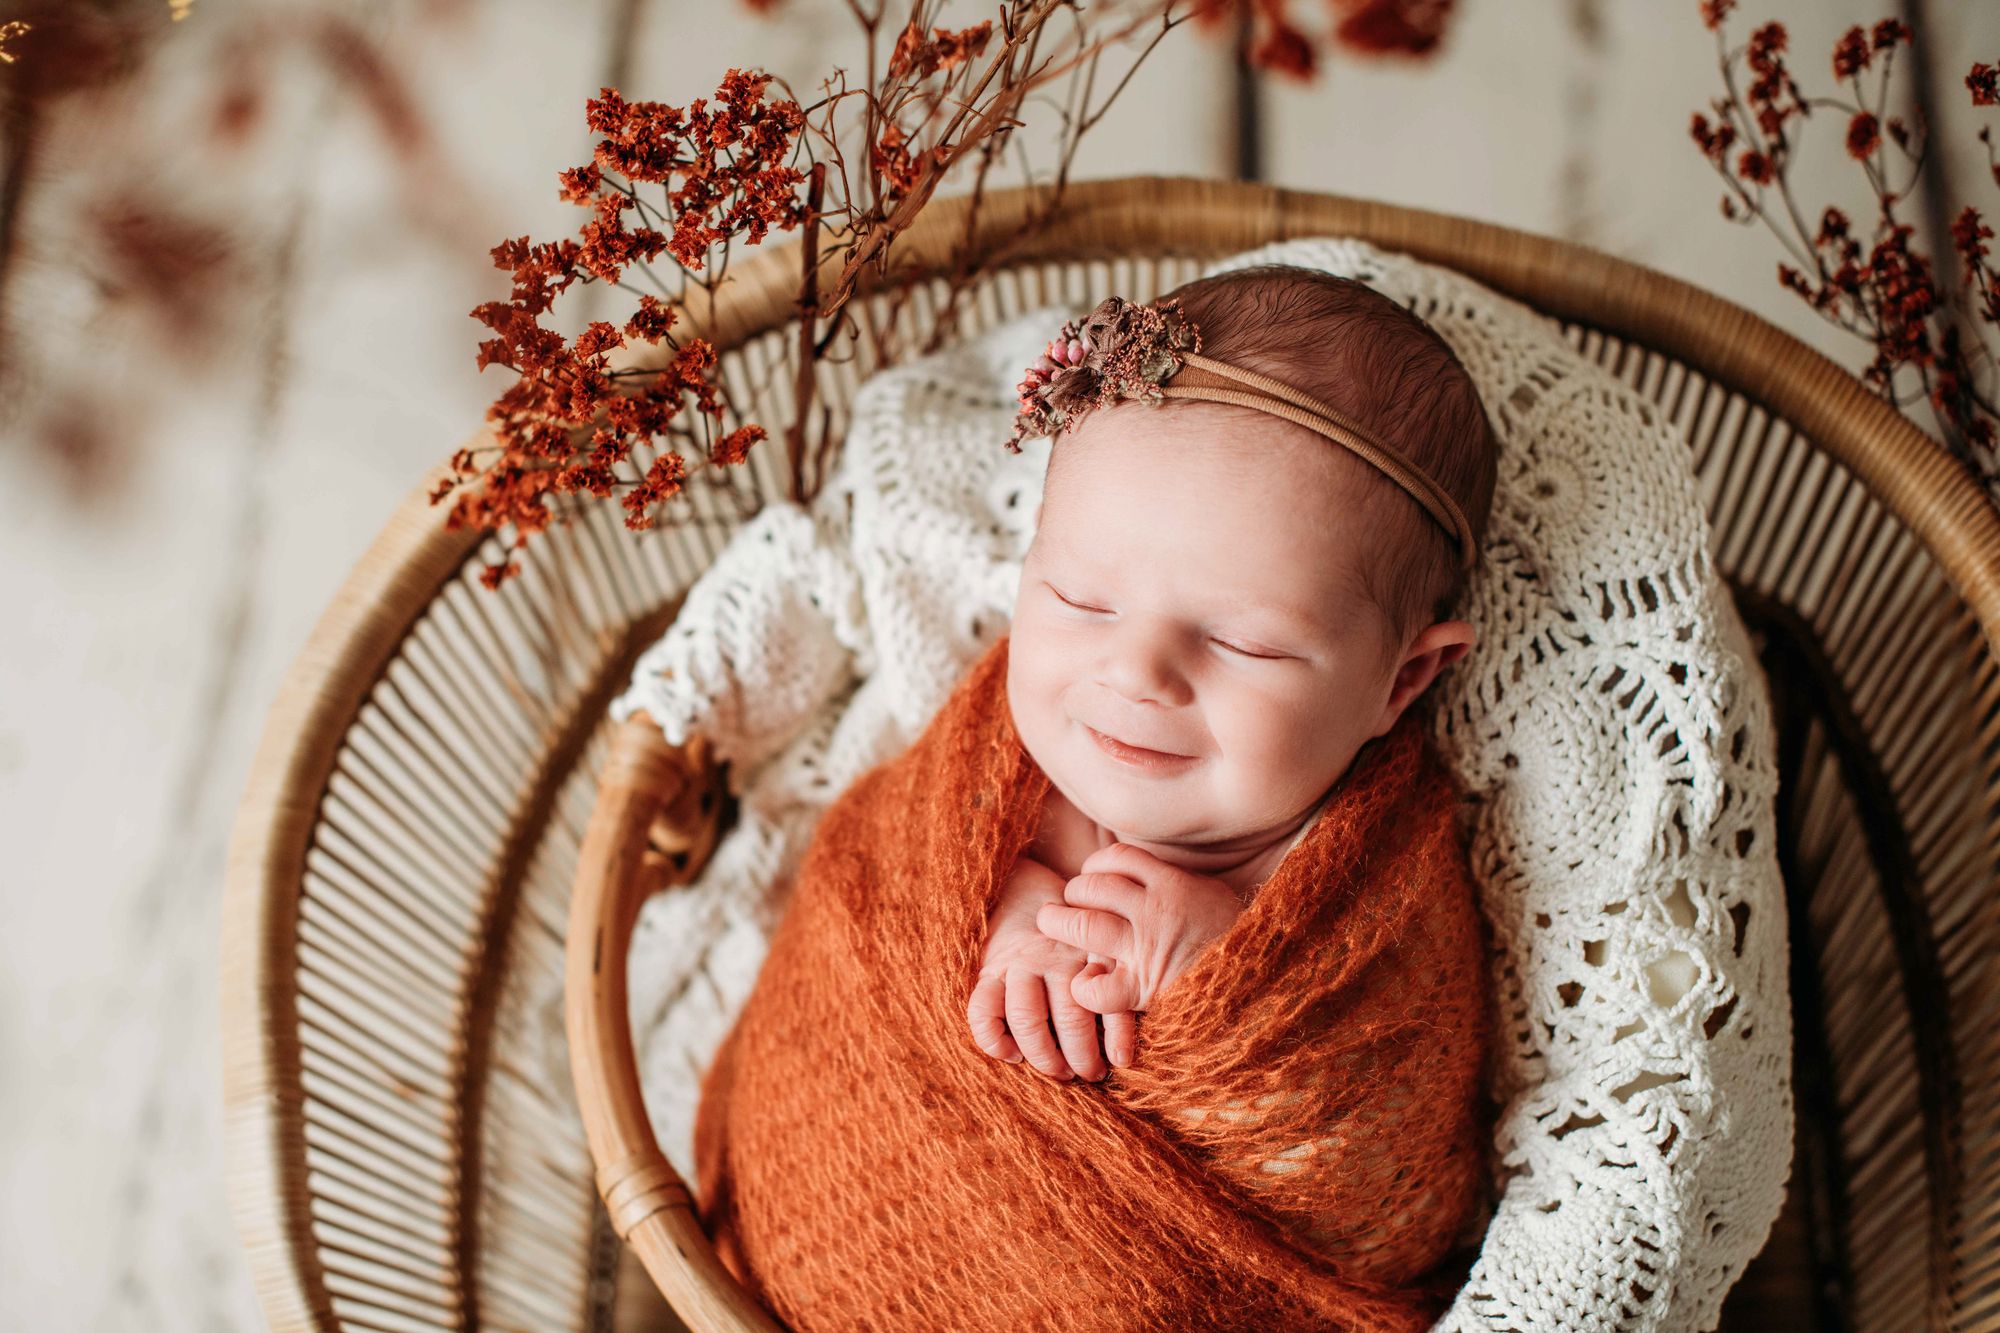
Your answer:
[1083,723,1197,772]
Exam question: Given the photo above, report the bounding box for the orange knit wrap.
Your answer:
[692,635,1494,1331]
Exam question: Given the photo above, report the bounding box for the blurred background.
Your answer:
[1,0,1991,1327]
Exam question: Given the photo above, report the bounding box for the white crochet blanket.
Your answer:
[610,238,1792,1332]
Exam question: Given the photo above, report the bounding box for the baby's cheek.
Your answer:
[1006,618,1056,686]
[1225,701,1344,804]
[1006,638,1069,749]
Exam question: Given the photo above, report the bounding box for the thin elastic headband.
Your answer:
[1162,354,1478,574]
[1007,295,1479,574]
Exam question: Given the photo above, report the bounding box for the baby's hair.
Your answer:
[1148,264,1499,644]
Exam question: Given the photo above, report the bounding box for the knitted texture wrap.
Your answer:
[611,237,1792,1331]
[692,634,1492,1331]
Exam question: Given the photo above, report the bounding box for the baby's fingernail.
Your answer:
[1005,1053,1023,1063]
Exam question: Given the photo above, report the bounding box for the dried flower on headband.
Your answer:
[1007,296,1201,450]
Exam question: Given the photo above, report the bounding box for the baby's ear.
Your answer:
[1374,620,1477,737]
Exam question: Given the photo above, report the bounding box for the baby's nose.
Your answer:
[1097,625,1193,707]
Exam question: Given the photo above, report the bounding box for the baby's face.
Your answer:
[1007,402,1421,848]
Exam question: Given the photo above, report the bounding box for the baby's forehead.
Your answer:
[1049,430,1420,605]
[1055,405,1394,516]
[1041,484,1393,613]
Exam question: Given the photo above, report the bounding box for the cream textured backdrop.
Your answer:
[0,1,1986,1327]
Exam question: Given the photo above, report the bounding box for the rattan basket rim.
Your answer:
[220,173,2000,1332]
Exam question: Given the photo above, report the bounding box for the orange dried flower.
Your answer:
[479,560,521,591]
[558,163,602,202]
[1845,111,1880,160]
[1331,0,1454,56]
[625,293,677,343]
[1870,19,1910,52]
[1970,62,1998,107]
[929,21,993,71]
[621,451,688,531]
[889,19,994,80]
[1689,109,1737,167]
[1832,26,1869,80]
[1953,207,1993,269]
[712,424,767,467]
[873,121,929,202]
[1251,17,1315,78]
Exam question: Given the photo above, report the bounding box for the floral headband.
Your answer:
[1006,294,1478,574]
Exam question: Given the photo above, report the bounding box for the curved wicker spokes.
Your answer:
[1561,330,2000,1331]
[221,177,2000,1333]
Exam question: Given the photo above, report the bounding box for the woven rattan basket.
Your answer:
[222,176,2000,1332]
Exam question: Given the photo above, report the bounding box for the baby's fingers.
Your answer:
[1037,902,1131,959]
[1005,972,1071,1082]
[1048,988,1109,1083]
[966,974,1022,1063]
[1103,1009,1138,1068]
[1071,961,1142,1015]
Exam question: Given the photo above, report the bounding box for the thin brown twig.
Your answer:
[788,160,828,503]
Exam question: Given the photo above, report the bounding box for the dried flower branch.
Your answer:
[434,66,815,589]
[437,1,1190,589]
[438,0,1461,589]
[1690,1,2000,499]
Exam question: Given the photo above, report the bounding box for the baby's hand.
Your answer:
[967,854,1137,1081]
[1036,843,1249,1015]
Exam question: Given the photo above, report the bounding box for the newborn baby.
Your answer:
[967,262,1495,1088]
[691,263,1498,1330]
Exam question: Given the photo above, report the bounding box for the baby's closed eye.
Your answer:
[1210,636,1289,660]
[1046,581,1293,661]
[1045,581,1107,615]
